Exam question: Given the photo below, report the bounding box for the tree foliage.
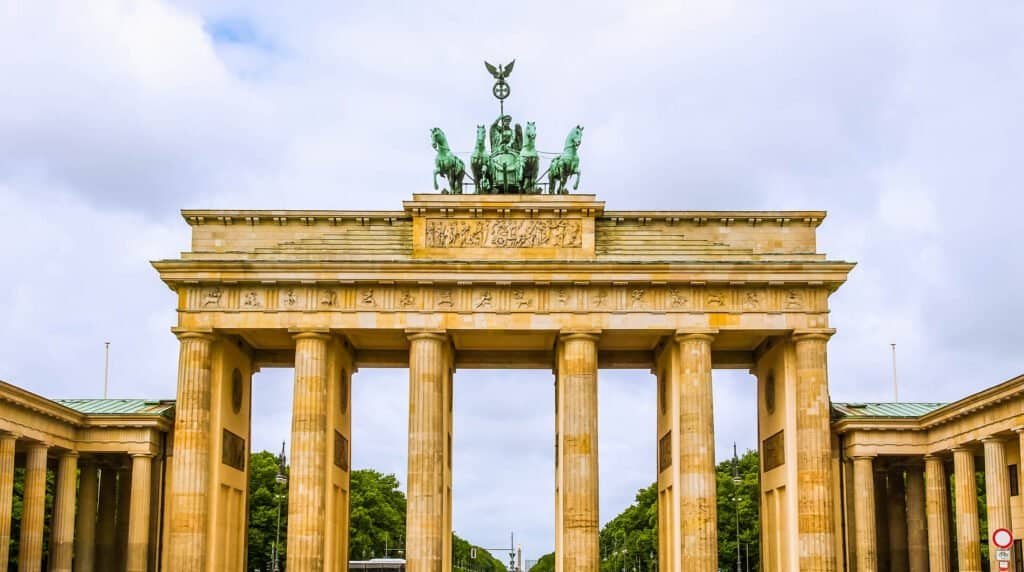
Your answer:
[245,452,504,570]
[530,450,762,571]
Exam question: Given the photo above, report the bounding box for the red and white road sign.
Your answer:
[992,527,1013,550]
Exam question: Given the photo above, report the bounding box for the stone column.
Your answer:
[166,331,215,572]
[792,330,838,572]
[952,447,981,572]
[18,442,48,572]
[96,466,119,571]
[982,437,1013,571]
[50,451,79,572]
[852,456,878,572]
[0,432,16,567]
[75,459,99,572]
[127,454,153,572]
[923,456,951,572]
[287,332,333,572]
[904,463,929,572]
[407,331,451,572]
[676,332,717,572]
[887,467,909,572]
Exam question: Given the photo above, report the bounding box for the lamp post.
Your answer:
[271,441,287,572]
[733,443,741,572]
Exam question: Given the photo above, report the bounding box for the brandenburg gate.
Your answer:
[153,193,853,571]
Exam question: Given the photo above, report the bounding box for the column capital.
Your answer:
[406,329,449,343]
[0,431,17,441]
[558,330,601,342]
[951,445,975,454]
[792,328,836,342]
[290,329,333,342]
[24,440,49,451]
[923,453,946,461]
[673,329,717,343]
[130,452,155,459]
[1014,426,1024,434]
[56,449,79,459]
[980,435,1006,444]
[851,454,877,461]
[172,328,215,341]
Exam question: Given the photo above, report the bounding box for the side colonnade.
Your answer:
[845,424,1024,571]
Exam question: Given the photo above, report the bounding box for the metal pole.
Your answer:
[890,343,899,401]
[734,443,741,572]
[103,341,110,398]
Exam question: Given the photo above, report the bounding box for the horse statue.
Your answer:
[548,125,583,194]
[470,125,490,193]
[431,127,465,194]
[519,121,539,193]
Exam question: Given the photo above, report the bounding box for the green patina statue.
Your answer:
[429,61,584,194]
[431,127,465,194]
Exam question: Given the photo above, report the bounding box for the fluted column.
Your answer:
[74,459,99,572]
[127,454,153,572]
[50,451,79,572]
[166,331,215,571]
[675,332,716,572]
[95,466,119,571]
[793,330,837,571]
[904,463,929,572]
[287,331,333,572]
[887,467,909,572]
[852,456,878,572]
[952,447,981,572]
[0,432,16,567]
[407,331,451,572]
[923,456,951,572]
[983,437,1013,571]
[18,442,48,572]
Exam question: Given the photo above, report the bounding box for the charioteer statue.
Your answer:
[431,60,583,195]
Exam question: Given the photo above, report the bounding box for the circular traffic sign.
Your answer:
[992,527,1013,549]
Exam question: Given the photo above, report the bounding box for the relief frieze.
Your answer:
[425,218,583,248]
[186,284,826,314]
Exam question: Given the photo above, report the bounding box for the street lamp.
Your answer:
[732,443,741,572]
[271,441,288,572]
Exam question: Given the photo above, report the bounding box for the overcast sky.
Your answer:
[2,0,1022,562]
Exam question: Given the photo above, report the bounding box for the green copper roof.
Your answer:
[832,402,947,419]
[54,398,175,417]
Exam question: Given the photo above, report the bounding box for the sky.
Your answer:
[2,0,1023,562]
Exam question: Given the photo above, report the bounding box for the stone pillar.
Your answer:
[0,432,16,567]
[407,331,451,572]
[554,333,600,572]
[287,332,333,572]
[852,456,878,572]
[166,331,215,571]
[676,332,717,572]
[127,454,153,572]
[116,466,132,569]
[792,330,837,572]
[18,442,48,572]
[887,467,909,572]
[982,437,1013,571]
[96,466,119,571]
[75,459,99,572]
[50,451,79,572]
[904,463,929,572]
[952,447,981,572]
[923,456,951,572]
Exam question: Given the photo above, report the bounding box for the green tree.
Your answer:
[247,450,288,571]
[348,469,407,560]
[452,533,509,572]
[532,450,762,571]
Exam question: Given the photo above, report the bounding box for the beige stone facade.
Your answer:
[0,192,1021,571]
[0,380,173,571]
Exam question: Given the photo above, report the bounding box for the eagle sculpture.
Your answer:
[484,60,515,80]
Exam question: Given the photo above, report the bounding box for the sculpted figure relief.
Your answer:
[425,219,583,248]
